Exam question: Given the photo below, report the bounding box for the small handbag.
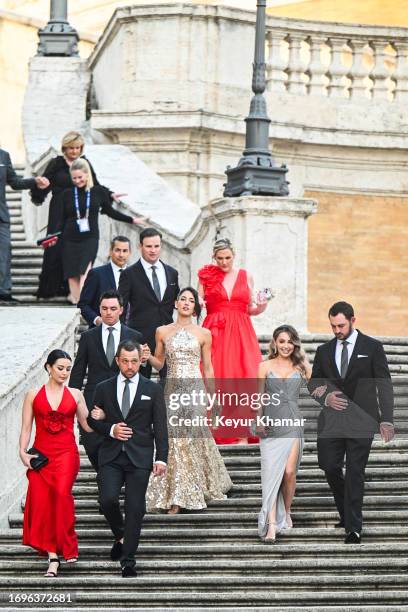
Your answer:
[26,447,49,471]
[36,232,61,249]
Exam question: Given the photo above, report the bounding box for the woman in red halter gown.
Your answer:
[198,238,269,444]
[19,349,91,577]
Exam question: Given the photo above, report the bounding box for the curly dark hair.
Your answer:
[177,286,202,321]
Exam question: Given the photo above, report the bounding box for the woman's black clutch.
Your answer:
[27,447,49,471]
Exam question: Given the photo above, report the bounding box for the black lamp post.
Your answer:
[224,0,289,197]
[37,0,79,56]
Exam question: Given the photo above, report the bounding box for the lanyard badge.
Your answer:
[74,187,91,233]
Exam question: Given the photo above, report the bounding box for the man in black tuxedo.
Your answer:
[118,227,179,379]
[78,235,131,327]
[70,289,143,469]
[308,301,394,543]
[87,339,168,577]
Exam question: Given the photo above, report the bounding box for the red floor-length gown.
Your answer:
[23,385,80,559]
[198,265,262,444]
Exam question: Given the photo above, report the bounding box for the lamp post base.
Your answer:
[37,29,79,57]
[224,163,289,197]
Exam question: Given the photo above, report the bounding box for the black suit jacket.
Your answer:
[118,259,179,349]
[0,149,36,223]
[78,262,117,327]
[308,330,394,435]
[69,324,143,407]
[86,374,168,469]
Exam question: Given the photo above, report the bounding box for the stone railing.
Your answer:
[266,17,408,102]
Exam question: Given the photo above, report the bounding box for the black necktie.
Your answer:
[106,327,115,366]
[151,265,161,301]
[122,379,131,418]
[340,341,349,378]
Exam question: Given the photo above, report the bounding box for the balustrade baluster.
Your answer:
[287,32,306,94]
[266,30,288,92]
[307,35,328,96]
[370,40,393,100]
[393,41,408,103]
[327,36,350,97]
[349,39,372,99]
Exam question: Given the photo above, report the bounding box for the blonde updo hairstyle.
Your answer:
[268,324,310,379]
[70,158,94,192]
[61,131,84,155]
[212,237,235,258]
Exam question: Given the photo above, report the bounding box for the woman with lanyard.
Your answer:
[60,158,144,304]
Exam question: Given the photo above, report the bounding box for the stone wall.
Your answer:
[307,190,408,336]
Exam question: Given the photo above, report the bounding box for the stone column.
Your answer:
[21,56,90,240]
[196,195,317,335]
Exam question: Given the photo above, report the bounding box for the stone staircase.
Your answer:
[1,438,408,611]
[7,181,68,304]
[3,184,408,610]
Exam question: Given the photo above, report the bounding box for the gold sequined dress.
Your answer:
[146,328,232,511]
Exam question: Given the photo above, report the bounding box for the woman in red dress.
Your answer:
[198,238,270,444]
[19,349,92,577]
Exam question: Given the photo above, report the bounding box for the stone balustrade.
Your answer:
[266,17,408,102]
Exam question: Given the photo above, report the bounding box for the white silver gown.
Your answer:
[258,371,304,537]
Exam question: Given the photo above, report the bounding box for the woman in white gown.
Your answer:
[145,287,232,514]
[255,325,313,542]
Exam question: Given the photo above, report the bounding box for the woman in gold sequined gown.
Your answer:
[145,287,232,514]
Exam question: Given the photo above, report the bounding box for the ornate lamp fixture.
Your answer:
[224,0,289,197]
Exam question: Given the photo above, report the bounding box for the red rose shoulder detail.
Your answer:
[43,411,66,434]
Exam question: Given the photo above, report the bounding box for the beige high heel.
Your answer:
[263,523,276,543]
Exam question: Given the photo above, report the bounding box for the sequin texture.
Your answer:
[146,328,232,511]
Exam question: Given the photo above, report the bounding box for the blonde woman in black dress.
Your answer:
[60,158,143,303]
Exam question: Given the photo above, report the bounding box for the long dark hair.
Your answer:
[267,325,309,378]
[177,286,202,321]
[44,349,71,371]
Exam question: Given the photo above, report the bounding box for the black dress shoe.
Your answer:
[335,520,345,528]
[110,540,123,561]
[122,565,137,578]
[345,531,361,544]
[0,294,18,304]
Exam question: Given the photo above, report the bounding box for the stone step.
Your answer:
[31,508,408,527]
[12,286,38,295]
[10,270,40,279]
[9,247,42,257]
[1,556,407,575]
[1,542,407,559]
[0,573,407,591]
[5,602,408,612]
[76,463,408,480]
[67,473,408,494]
[4,525,408,544]
[1,586,408,608]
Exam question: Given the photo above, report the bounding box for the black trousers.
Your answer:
[97,452,151,567]
[317,436,373,533]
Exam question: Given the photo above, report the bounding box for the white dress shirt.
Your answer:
[109,372,166,465]
[101,321,121,356]
[110,260,127,289]
[140,257,167,300]
[335,328,358,375]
